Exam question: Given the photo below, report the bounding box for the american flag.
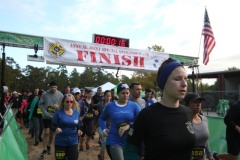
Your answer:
[202,8,216,65]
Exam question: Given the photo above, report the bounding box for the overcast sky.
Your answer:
[0,0,239,81]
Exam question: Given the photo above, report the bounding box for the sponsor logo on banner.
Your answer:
[48,43,65,57]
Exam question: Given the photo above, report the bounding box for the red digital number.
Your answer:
[106,38,111,45]
[119,40,126,47]
[111,39,117,46]
[95,36,101,43]
[94,34,129,47]
[100,37,105,44]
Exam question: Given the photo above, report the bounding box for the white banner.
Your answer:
[44,37,171,71]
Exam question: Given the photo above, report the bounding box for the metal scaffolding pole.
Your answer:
[188,64,199,93]
[0,44,6,130]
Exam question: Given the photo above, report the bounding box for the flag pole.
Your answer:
[0,44,6,132]
[197,6,206,58]
[191,7,207,93]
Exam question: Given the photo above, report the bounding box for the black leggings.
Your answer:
[55,144,78,160]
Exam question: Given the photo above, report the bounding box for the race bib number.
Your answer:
[37,107,42,114]
[85,113,93,118]
[55,150,66,159]
[118,122,129,128]
[47,106,55,113]
[192,147,204,159]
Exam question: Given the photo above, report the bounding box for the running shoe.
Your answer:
[47,145,51,155]
[40,150,48,158]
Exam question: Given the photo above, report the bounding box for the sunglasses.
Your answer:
[65,100,74,104]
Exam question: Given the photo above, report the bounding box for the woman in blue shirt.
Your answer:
[99,83,141,160]
[52,94,82,160]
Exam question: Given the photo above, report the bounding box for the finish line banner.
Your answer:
[44,37,197,71]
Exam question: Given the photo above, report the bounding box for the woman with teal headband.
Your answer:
[124,58,195,160]
[99,83,141,160]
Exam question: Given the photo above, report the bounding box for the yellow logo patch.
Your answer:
[48,43,65,57]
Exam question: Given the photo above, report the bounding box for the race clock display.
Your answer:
[93,34,129,47]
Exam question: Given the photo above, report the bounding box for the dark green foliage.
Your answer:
[0,57,121,92]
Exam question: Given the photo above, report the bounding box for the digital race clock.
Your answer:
[93,34,129,47]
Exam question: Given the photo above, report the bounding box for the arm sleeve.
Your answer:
[224,105,238,130]
[129,103,141,126]
[128,110,146,146]
[77,120,83,129]
[77,111,83,129]
[38,95,52,119]
[123,108,144,160]
[79,100,87,118]
[99,104,109,131]
[134,104,141,117]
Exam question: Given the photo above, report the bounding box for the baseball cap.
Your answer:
[72,88,81,94]
[12,91,18,95]
[184,93,205,104]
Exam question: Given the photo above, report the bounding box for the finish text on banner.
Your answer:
[44,37,171,72]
